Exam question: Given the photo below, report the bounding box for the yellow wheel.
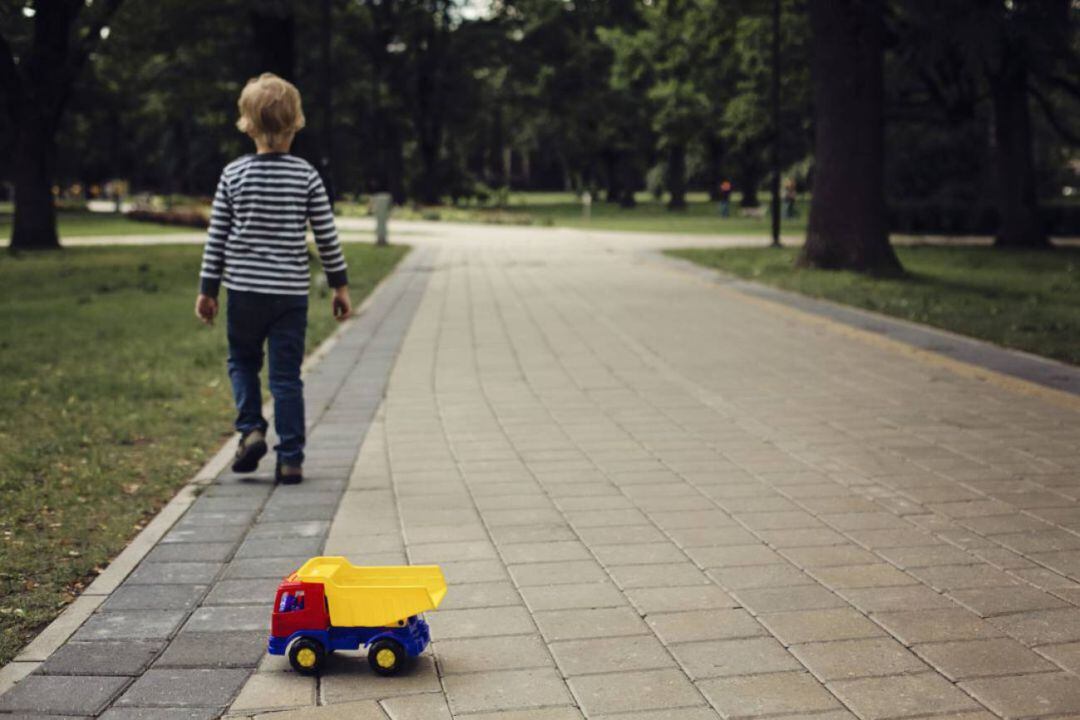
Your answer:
[288,638,325,675]
[368,639,405,676]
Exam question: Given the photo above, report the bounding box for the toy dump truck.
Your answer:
[268,556,447,676]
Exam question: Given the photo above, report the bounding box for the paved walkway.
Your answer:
[3,229,1080,719]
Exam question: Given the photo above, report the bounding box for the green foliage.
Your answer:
[0,242,408,665]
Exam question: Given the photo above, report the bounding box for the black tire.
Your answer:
[367,638,405,676]
[288,637,325,675]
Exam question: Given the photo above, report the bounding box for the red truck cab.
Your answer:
[272,578,329,639]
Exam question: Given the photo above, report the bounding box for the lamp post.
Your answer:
[770,0,782,248]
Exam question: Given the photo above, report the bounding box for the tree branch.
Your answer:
[1029,83,1080,147]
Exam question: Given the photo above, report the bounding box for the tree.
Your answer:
[1,0,125,250]
[799,0,901,273]
[894,0,1079,248]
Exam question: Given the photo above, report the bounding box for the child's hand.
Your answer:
[195,294,218,326]
[332,286,352,322]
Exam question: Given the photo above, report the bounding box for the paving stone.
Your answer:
[646,608,765,645]
[811,563,918,589]
[684,545,784,569]
[319,655,441,702]
[234,537,324,560]
[913,637,1055,680]
[874,544,980,569]
[760,608,885,645]
[203,578,280,607]
[438,559,511,583]
[519,582,626,611]
[154,631,266,668]
[508,560,608,586]
[249,700,384,719]
[781,545,880,568]
[707,564,812,590]
[625,585,735,613]
[380,694,452,720]
[126,563,223,585]
[608,563,711,589]
[962,673,1080,718]
[38,640,164,676]
[589,710,715,720]
[229,671,314,712]
[791,637,928,681]
[699,671,840,717]
[245,521,330,540]
[533,607,648,642]
[949,585,1068,617]
[671,636,801,679]
[874,609,1003,645]
[435,635,553,674]
[102,585,207,612]
[664,526,758,548]
[840,586,956,613]
[830,673,980,719]
[909,564,1020,591]
[594,542,689,566]
[223,557,308,580]
[116,668,249,708]
[145,543,237,564]
[0,675,129,715]
[569,668,703,716]
[183,605,267,633]
[99,710,223,720]
[990,607,1080,645]
[160,525,249,545]
[550,635,673,676]
[574,525,669,546]
[427,606,535,639]
[72,611,187,641]
[732,585,847,613]
[443,667,572,714]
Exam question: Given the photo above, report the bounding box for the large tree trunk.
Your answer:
[11,117,60,250]
[249,9,295,80]
[989,57,1047,249]
[799,0,900,274]
[666,144,687,210]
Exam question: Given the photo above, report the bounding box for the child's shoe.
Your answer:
[232,429,267,473]
[276,462,303,485]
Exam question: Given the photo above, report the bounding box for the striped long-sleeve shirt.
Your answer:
[199,153,347,297]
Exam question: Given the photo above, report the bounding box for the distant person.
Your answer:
[194,73,352,485]
[718,180,733,217]
[783,178,797,219]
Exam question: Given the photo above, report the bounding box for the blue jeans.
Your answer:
[226,290,308,465]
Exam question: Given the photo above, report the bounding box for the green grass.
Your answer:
[667,246,1080,366]
[0,210,193,239]
[0,243,409,665]
[337,191,808,236]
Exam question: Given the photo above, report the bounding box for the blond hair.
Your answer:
[236,73,306,149]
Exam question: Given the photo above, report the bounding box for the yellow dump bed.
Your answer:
[293,556,447,628]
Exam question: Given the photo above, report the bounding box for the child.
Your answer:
[195,73,352,485]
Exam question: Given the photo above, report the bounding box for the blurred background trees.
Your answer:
[1,0,1077,262]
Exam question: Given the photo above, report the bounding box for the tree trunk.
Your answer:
[739,161,760,207]
[11,113,59,250]
[707,137,723,201]
[799,0,900,274]
[250,10,296,80]
[990,57,1047,249]
[666,144,687,210]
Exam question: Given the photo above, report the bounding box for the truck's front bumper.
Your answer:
[267,635,290,656]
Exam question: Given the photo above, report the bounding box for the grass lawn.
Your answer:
[0,242,408,665]
[0,210,193,239]
[666,246,1080,366]
[338,191,809,236]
